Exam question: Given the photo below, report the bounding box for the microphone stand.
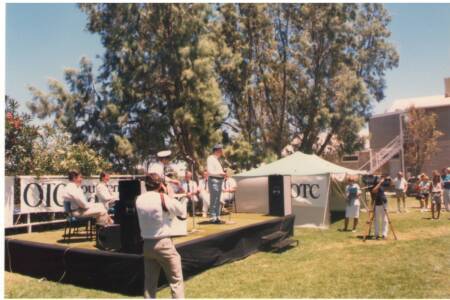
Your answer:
[187,156,202,234]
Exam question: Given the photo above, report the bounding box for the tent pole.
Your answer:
[322,175,331,228]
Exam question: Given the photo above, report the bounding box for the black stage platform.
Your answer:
[5,214,295,296]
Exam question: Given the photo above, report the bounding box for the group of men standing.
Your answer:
[149,144,237,223]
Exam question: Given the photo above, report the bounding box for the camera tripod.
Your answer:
[363,198,398,241]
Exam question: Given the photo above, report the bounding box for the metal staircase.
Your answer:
[359,135,402,174]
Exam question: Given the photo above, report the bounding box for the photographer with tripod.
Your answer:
[371,175,390,240]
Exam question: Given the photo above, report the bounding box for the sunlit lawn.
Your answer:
[5,196,450,298]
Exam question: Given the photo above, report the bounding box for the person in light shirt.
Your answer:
[207,144,226,224]
[95,172,117,210]
[342,176,361,232]
[442,167,450,212]
[430,170,443,220]
[149,150,181,196]
[180,171,199,215]
[198,170,210,218]
[63,171,113,225]
[221,172,237,212]
[393,172,408,213]
[135,173,186,299]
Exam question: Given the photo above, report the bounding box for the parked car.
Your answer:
[406,176,419,197]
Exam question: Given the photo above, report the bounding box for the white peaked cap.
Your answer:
[157,150,172,158]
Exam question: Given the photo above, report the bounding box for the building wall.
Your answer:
[371,105,450,176]
[336,105,450,177]
[369,113,401,151]
[337,150,371,171]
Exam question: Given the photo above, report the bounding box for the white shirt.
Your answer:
[345,183,361,206]
[221,177,237,202]
[136,191,186,239]
[394,177,408,191]
[96,182,116,208]
[149,162,165,177]
[207,155,224,177]
[431,181,443,193]
[199,178,209,192]
[181,180,198,202]
[63,182,90,210]
[222,177,237,192]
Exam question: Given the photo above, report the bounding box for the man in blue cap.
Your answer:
[207,144,226,224]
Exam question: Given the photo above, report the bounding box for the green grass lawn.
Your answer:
[5,196,450,298]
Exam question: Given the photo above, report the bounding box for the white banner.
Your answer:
[19,176,125,214]
[291,175,331,227]
[291,175,330,208]
[5,176,15,227]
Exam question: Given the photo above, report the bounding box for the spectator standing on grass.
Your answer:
[393,172,408,213]
[442,167,450,212]
[372,176,389,239]
[343,176,361,232]
[418,174,431,212]
[430,170,443,220]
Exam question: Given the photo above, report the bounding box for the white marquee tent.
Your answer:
[234,152,366,228]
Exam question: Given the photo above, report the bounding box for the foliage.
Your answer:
[217,4,398,165]
[27,57,133,172]
[28,4,228,173]
[33,126,112,176]
[6,95,110,176]
[404,106,443,175]
[27,4,397,171]
[5,96,40,175]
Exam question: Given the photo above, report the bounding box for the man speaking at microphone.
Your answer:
[207,144,226,224]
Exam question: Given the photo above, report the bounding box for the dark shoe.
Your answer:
[213,219,225,224]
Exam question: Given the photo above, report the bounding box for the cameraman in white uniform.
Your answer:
[136,173,187,299]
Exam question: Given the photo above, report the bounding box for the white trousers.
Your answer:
[73,203,111,225]
[443,189,450,211]
[199,191,210,214]
[374,204,389,237]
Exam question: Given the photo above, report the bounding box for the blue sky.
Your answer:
[5,3,450,115]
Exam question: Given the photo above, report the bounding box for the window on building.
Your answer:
[342,155,359,162]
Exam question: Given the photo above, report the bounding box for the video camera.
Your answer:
[362,174,392,190]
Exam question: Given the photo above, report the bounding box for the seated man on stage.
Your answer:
[63,170,113,226]
[198,170,210,218]
[96,171,117,210]
[221,172,237,213]
[180,171,199,214]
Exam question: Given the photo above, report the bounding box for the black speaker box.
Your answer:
[117,180,142,254]
[268,175,285,216]
[96,224,121,251]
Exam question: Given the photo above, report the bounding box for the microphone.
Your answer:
[185,155,195,163]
